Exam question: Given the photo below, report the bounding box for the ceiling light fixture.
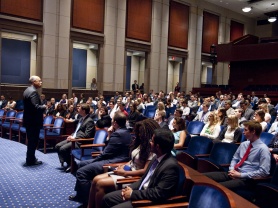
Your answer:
[242,6,252,13]
[268,16,277,23]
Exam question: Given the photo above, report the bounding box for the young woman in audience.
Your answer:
[127,102,140,128]
[53,103,67,118]
[155,101,166,114]
[217,107,227,126]
[258,103,271,123]
[215,114,242,143]
[200,112,221,140]
[88,118,160,208]
[254,109,267,131]
[65,104,77,120]
[4,96,16,110]
[171,117,190,155]
[95,106,111,129]
[59,93,68,106]
[234,108,247,127]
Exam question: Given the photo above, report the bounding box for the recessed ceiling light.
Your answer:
[271,3,275,6]
[268,17,277,23]
[242,6,252,13]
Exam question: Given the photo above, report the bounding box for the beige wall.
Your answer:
[1,0,261,95]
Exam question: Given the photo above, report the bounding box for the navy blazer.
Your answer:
[23,85,46,127]
[130,153,179,201]
[92,127,131,163]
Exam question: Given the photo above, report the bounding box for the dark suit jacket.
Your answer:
[23,85,46,127]
[0,99,7,109]
[159,121,169,130]
[132,83,139,91]
[92,127,131,163]
[75,114,95,141]
[130,154,179,201]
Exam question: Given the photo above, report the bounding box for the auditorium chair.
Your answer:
[186,121,205,136]
[0,110,16,137]
[0,109,5,119]
[7,111,24,140]
[70,129,108,173]
[197,142,238,173]
[39,117,64,153]
[255,165,278,208]
[144,105,156,118]
[176,136,213,169]
[260,132,275,146]
[166,106,176,119]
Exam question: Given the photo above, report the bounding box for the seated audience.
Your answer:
[217,107,228,126]
[68,112,132,207]
[268,133,278,162]
[155,101,166,115]
[268,118,278,135]
[96,106,112,129]
[215,114,242,143]
[200,112,221,140]
[224,100,235,116]
[65,104,77,120]
[258,103,271,123]
[53,103,67,118]
[172,117,189,155]
[254,110,267,132]
[59,93,68,106]
[234,108,247,127]
[55,104,96,172]
[102,128,180,208]
[168,108,183,130]
[136,98,145,113]
[88,119,159,208]
[180,100,190,118]
[204,121,271,193]
[4,96,16,110]
[154,111,168,129]
[118,102,128,117]
[240,100,254,121]
[0,95,7,109]
[193,102,210,123]
[127,103,141,128]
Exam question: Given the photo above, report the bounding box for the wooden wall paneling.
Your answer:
[126,0,152,42]
[202,11,219,53]
[230,20,244,41]
[168,1,189,49]
[72,0,104,33]
[0,0,42,21]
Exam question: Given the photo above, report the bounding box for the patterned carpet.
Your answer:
[0,138,81,208]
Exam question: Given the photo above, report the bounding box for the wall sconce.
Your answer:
[268,17,277,23]
[242,7,252,13]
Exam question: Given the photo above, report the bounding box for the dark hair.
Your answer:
[243,121,262,137]
[100,106,108,116]
[80,103,90,114]
[255,109,265,122]
[114,112,127,127]
[175,108,183,116]
[131,119,160,163]
[173,117,187,133]
[153,128,174,154]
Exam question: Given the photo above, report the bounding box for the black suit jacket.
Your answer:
[92,127,131,163]
[130,153,179,201]
[0,99,7,109]
[75,115,96,142]
[23,85,46,127]
[132,83,139,91]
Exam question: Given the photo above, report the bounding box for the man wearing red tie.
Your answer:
[204,121,271,192]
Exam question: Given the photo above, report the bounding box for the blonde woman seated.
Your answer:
[200,112,221,140]
[155,101,166,115]
[171,117,189,155]
[258,103,271,123]
[215,115,242,143]
[254,110,267,131]
[88,119,159,208]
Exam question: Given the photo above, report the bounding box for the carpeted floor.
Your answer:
[0,137,82,208]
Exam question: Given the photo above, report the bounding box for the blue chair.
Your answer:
[166,106,176,119]
[39,117,64,153]
[15,100,24,111]
[0,109,5,119]
[176,136,213,169]
[260,132,275,146]
[197,142,238,173]
[144,105,156,118]
[185,183,235,208]
[187,121,205,136]
[265,122,271,132]
[255,165,278,208]
[0,110,16,137]
[7,111,24,140]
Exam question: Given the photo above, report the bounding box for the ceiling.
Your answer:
[204,0,278,20]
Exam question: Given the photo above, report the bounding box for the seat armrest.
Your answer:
[131,196,189,207]
[70,138,94,142]
[219,164,230,167]
[80,143,105,148]
[116,177,141,185]
[195,154,210,158]
[175,147,188,150]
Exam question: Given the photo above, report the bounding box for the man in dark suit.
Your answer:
[102,128,179,208]
[55,103,95,172]
[132,80,139,93]
[68,112,132,206]
[23,76,46,166]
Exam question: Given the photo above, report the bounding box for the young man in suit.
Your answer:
[23,76,46,166]
[132,80,139,93]
[68,112,132,206]
[102,128,180,208]
[55,103,95,172]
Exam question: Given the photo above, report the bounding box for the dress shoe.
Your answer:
[68,195,82,202]
[24,160,43,167]
[65,167,71,173]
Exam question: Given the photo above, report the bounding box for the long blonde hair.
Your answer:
[227,114,239,130]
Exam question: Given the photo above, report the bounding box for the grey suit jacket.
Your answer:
[243,108,255,121]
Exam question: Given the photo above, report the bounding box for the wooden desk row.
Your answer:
[181,163,258,208]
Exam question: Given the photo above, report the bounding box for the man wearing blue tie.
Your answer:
[102,128,180,208]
